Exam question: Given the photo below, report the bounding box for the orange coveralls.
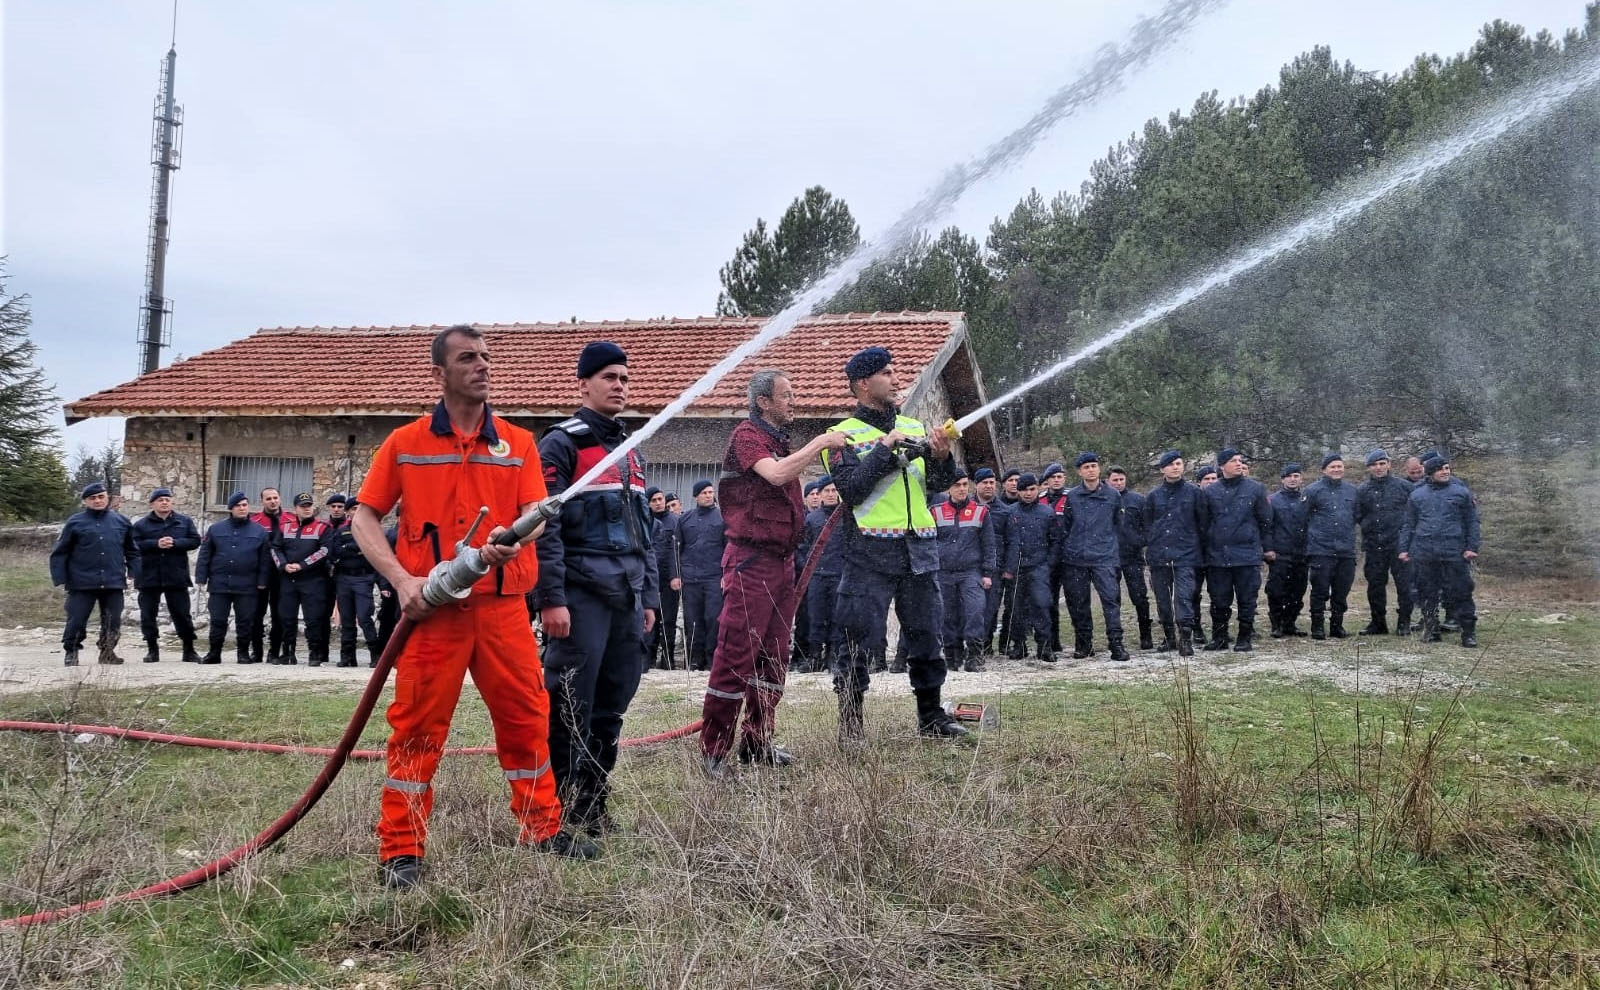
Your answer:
[357,402,561,860]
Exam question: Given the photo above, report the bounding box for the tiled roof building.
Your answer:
[68,312,998,516]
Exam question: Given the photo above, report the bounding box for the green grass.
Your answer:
[1,638,1597,989]
[0,545,61,629]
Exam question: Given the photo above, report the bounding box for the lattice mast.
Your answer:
[138,43,182,375]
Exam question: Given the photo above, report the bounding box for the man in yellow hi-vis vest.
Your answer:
[821,346,968,745]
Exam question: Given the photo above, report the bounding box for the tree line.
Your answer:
[717,8,1600,465]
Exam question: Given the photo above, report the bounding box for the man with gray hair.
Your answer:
[699,370,845,776]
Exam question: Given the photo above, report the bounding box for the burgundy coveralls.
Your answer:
[699,416,805,760]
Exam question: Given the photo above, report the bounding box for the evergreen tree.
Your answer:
[716,186,861,316]
[0,263,73,522]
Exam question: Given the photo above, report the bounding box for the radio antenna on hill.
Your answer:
[137,0,183,376]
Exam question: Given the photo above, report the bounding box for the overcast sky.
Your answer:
[3,0,1584,454]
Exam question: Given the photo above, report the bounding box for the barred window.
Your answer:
[214,455,314,507]
[646,461,724,503]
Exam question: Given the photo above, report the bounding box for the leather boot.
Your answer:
[1311,615,1326,640]
[1460,620,1477,648]
[1269,615,1284,639]
[962,640,987,672]
[915,689,968,739]
[873,648,890,673]
[1421,616,1442,643]
[1232,622,1254,652]
[1108,635,1131,662]
[1286,618,1308,637]
[838,691,866,749]
[1358,618,1388,636]
[180,641,203,663]
[63,649,80,667]
[1071,633,1094,660]
[337,644,358,668]
[1037,641,1058,663]
[1177,628,1194,658]
[1137,619,1154,651]
[367,642,381,668]
[141,641,160,663]
[1329,618,1348,639]
[235,649,251,664]
[945,644,964,672]
[1203,623,1231,651]
[1005,642,1027,660]
[201,650,222,664]
[98,635,126,665]
[1156,622,1178,653]
[1394,617,1412,636]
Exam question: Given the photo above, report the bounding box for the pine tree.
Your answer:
[0,262,73,521]
[716,186,861,316]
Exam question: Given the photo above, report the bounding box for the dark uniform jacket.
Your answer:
[933,497,997,575]
[272,515,334,580]
[650,510,679,586]
[803,506,846,578]
[1400,480,1482,560]
[132,510,200,589]
[534,406,659,610]
[195,517,271,593]
[1201,475,1273,567]
[676,504,726,583]
[828,403,957,577]
[1303,477,1358,558]
[1266,488,1309,559]
[1004,499,1061,573]
[1356,475,1413,552]
[1143,479,1209,567]
[1058,483,1121,566]
[326,516,375,576]
[1115,489,1147,563]
[50,508,138,590]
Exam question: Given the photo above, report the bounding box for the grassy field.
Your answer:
[1,610,1597,989]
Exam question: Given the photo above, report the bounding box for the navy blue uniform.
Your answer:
[804,505,846,661]
[1303,476,1358,635]
[248,508,287,661]
[676,503,725,670]
[1114,489,1152,645]
[1200,475,1272,644]
[195,516,271,661]
[646,509,680,668]
[50,506,139,660]
[535,407,658,830]
[1059,482,1123,653]
[1142,479,1209,642]
[1357,474,1416,631]
[327,515,380,665]
[374,524,400,657]
[933,496,996,660]
[982,497,1017,650]
[1265,487,1310,634]
[1400,478,1480,636]
[132,509,200,654]
[1003,499,1061,656]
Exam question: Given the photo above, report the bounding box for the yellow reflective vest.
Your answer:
[821,414,937,539]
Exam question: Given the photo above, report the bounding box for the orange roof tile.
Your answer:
[65,313,967,421]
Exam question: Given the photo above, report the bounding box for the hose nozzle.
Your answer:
[897,418,961,462]
[419,495,566,607]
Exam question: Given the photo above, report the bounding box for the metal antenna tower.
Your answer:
[137,28,183,376]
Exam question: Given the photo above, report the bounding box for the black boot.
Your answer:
[945,644,964,672]
[1137,619,1154,652]
[1329,618,1348,639]
[1233,622,1254,652]
[201,650,222,664]
[1037,641,1058,663]
[1071,633,1093,660]
[1156,622,1178,653]
[1394,616,1412,636]
[337,644,358,668]
[1311,616,1326,641]
[368,642,381,667]
[838,691,866,749]
[235,649,251,664]
[1421,616,1442,643]
[873,649,890,674]
[1005,642,1027,660]
[1460,620,1477,648]
[180,641,203,663]
[1269,615,1284,639]
[98,632,126,665]
[141,642,160,663]
[962,641,986,673]
[1108,635,1131,662]
[915,689,968,739]
[1203,623,1231,651]
[1286,618,1308,637]
[63,649,80,667]
[1358,618,1388,636]
[1177,629,1194,658]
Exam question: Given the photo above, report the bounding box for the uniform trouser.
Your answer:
[1190,567,1208,632]
[250,570,282,660]
[1206,564,1262,633]
[792,558,812,659]
[1307,555,1357,621]
[1048,563,1067,649]
[701,547,795,760]
[318,575,335,655]
[1118,558,1150,627]
[939,570,987,651]
[1148,561,1198,631]
[375,588,399,654]
[986,574,1016,648]
[278,576,330,660]
[1413,556,1476,626]
[207,591,257,656]
[1012,565,1054,651]
[1266,557,1309,626]
[543,581,645,828]
[1363,547,1413,623]
[1064,563,1124,643]
[645,577,679,666]
[138,585,195,645]
[681,578,722,668]
[336,573,379,655]
[834,559,945,696]
[808,571,841,651]
[63,589,123,652]
[379,594,561,860]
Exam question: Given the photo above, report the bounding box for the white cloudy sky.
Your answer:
[3,0,1584,453]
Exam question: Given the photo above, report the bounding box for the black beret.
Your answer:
[293,492,315,506]
[665,492,678,502]
[1218,447,1243,466]
[844,346,893,381]
[949,469,969,483]
[644,486,662,500]
[1195,465,1217,479]
[325,493,348,506]
[80,482,107,498]
[149,487,173,502]
[1017,473,1039,489]
[973,467,996,482]
[577,340,628,379]
[1281,463,1303,478]
[1422,453,1448,473]
[1074,451,1100,468]
[802,481,820,495]
[1001,468,1021,481]
[1042,462,1065,478]
[1366,448,1390,466]
[1322,452,1344,469]
[227,491,248,508]
[692,479,713,496]
[816,474,833,488]
[1156,449,1183,469]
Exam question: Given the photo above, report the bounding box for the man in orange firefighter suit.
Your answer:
[352,324,591,892]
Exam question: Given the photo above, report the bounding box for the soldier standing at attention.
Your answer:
[1143,451,1209,657]
[50,482,138,666]
[1355,449,1415,636]
[1303,453,1359,640]
[1265,464,1310,638]
[131,486,202,663]
[676,480,725,671]
[1199,449,1273,653]
[931,470,996,672]
[1399,453,1480,648]
[1105,466,1152,651]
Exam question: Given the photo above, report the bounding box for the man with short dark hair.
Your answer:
[974,467,1015,653]
[1106,466,1152,651]
[1143,451,1208,657]
[1200,449,1272,653]
[326,492,380,667]
[1304,453,1359,639]
[803,478,845,673]
[1265,464,1310,638]
[1356,449,1415,636]
[1059,452,1128,661]
[677,478,725,671]
[535,340,658,843]
[1400,454,1480,648]
[273,492,335,665]
[249,487,286,663]
[932,470,996,672]
[644,486,681,670]
[50,482,139,666]
[1040,461,1069,652]
[1001,473,1060,661]
[132,487,202,663]
[195,492,270,663]
[699,370,846,776]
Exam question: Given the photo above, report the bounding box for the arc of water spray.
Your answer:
[553,0,1225,500]
[954,53,1600,434]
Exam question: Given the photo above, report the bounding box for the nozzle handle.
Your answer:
[492,495,565,547]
